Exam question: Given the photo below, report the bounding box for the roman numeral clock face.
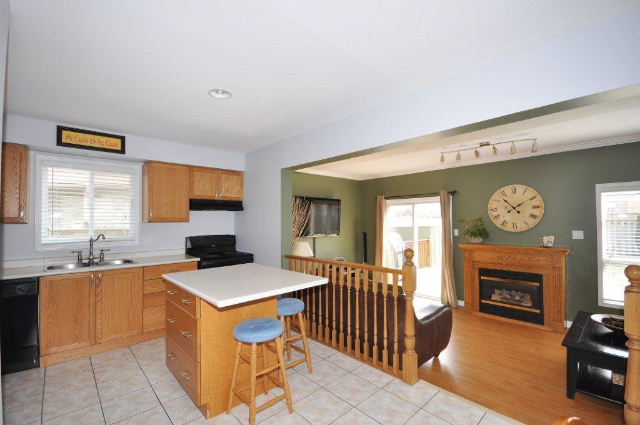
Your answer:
[488,184,545,232]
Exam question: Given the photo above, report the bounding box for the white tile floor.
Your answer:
[2,337,523,425]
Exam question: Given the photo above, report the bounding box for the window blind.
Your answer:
[600,189,640,304]
[39,156,139,246]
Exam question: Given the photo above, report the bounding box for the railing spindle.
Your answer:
[346,266,352,355]
[331,265,337,347]
[372,271,379,366]
[354,268,361,359]
[382,271,389,370]
[392,274,399,375]
[339,265,345,347]
[363,270,370,363]
[324,263,330,345]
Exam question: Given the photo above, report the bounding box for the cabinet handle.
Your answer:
[149,209,153,218]
[181,331,192,339]
[167,353,175,360]
[167,290,177,295]
[182,298,193,305]
[167,318,176,324]
[180,372,191,381]
[19,209,24,220]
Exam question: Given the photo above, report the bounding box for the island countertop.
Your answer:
[163,263,328,308]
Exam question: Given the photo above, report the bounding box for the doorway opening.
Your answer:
[384,197,442,300]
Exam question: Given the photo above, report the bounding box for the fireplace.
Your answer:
[460,244,570,332]
[479,268,544,325]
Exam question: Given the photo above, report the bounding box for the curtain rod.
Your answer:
[384,190,457,200]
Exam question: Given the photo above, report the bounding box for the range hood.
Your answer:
[189,199,244,211]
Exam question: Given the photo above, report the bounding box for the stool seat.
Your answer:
[234,317,283,344]
[278,298,305,316]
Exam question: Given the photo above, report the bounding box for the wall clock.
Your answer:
[488,184,544,232]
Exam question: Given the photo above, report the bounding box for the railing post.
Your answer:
[625,265,640,425]
[402,248,418,385]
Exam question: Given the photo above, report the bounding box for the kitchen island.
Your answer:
[162,263,327,419]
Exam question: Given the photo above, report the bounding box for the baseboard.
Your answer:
[457,299,464,307]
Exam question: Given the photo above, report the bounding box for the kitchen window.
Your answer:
[596,181,640,308]
[36,153,141,250]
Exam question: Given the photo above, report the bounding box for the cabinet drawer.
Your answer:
[166,301,199,361]
[144,262,197,281]
[165,281,198,318]
[143,279,165,294]
[143,305,165,332]
[166,334,200,405]
[143,292,165,308]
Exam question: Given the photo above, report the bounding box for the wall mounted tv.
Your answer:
[297,196,341,237]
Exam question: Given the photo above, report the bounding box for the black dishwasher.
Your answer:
[1,277,39,374]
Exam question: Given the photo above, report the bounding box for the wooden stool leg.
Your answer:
[249,343,258,425]
[227,341,242,414]
[259,344,268,395]
[275,336,294,414]
[285,316,292,361]
[298,312,313,373]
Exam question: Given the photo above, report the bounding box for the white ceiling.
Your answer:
[6,1,640,152]
[296,95,640,180]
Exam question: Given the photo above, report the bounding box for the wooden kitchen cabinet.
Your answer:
[189,166,243,201]
[40,273,95,356]
[1,143,29,223]
[95,268,143,343]
[143,161,190,222]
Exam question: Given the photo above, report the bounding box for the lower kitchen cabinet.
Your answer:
[40,273,94,356]
[95,268,143,343]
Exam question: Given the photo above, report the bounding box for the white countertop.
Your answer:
[163,263,328,308]
[0,254,199,280]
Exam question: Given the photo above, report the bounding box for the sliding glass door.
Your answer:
[385,197,442,299]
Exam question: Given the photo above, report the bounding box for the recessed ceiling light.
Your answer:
[208,89,232,99]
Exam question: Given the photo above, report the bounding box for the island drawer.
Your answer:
[145,261,197,281]
[166,334,200,405]
[166,300,199,361]
[165,281,199,318]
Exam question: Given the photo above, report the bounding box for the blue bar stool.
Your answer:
[278,298,313,373]
[227,317,293,425]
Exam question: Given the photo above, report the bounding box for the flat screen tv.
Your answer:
[297,196,341,237]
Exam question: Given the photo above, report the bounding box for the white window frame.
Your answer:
[35,152,142,251]
[596,181,640,308]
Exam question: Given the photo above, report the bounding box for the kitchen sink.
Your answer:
[45,259,136,271]
[98,259,136,266]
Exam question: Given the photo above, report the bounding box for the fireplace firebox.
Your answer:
[479,268,544,325]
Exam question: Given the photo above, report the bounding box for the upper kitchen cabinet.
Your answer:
[189,166,243,201]
[143,161,190,222]
[1,143,29,223]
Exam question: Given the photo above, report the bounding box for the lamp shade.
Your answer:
[293,241,314,257]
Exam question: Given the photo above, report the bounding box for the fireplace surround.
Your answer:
[460,244,570,332]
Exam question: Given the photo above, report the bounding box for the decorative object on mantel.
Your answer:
[439,138,537,164]
[540,235,555,248]
[291,196,311,249]
[56,125,125,154]
[591,313,624,335]
[459,217,489,243]
[459,243,570,332]
[488,184,544,232]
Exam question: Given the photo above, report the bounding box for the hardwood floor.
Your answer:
[419,309,623,425]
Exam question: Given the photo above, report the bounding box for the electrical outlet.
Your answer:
[454,228,459,236]
[572,230,584,240]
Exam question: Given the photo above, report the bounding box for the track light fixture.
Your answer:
[439,138,538,165]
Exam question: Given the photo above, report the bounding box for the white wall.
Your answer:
[236,9,640,267]
[1,114,245,260]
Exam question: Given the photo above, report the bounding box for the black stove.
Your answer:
[185,235,254,269]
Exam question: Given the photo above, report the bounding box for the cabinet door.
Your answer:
[1,143,29,223]
[95,267,143,343]
[219,170,243,201]
[40,273,94,356]
[144,162,190,222]
[189,167,219,199]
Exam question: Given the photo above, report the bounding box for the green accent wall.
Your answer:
[289,172,363,262]
[361,142,640,318]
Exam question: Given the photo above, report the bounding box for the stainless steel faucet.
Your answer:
[88,234,106,264]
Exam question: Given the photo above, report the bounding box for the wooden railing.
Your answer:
[285,248,419,385]
[625,265,640,425]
